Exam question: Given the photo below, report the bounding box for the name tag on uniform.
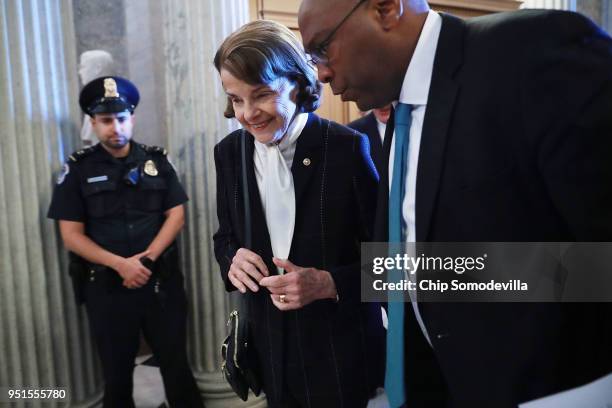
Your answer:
[87,175,109,183]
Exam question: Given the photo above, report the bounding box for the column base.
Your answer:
[195,371,267,408]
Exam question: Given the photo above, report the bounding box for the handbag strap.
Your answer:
[239,130,251,318]
[241,129,252,250]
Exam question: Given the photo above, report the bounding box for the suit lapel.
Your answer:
[416,13,464,241]
[374,108,395,241]
[366,114,385,171]
[291,113,323,204]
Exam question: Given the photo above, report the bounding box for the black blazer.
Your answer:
[348,112,385,173]
[375,10,612,407]
[214,114,384,407]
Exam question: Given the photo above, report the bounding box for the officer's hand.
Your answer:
[114,250,152,289]
[228,248,269,293]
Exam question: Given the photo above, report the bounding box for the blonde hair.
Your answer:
[214,20,322,118]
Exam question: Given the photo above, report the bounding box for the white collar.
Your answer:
[254,112,308,151]
[254,112,308,168]
[398,10,442,106]
[276,112,308,152]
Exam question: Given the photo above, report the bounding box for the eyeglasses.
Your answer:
[306,0,366,66]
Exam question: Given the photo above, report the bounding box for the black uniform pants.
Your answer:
[85,271,203,408]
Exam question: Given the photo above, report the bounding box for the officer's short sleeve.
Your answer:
[47,162,86,221]
[162,158,188,210]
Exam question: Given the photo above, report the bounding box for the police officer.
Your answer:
[48,76,204,407]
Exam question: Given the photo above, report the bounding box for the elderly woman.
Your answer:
[213,20,384,408]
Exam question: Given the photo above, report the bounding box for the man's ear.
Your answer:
[372,0,403,30]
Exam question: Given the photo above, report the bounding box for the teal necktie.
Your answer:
[385,103,412,408]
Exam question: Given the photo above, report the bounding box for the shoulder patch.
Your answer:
[68,146,96,162]
[56,163,70,184]
[141,144,167,156]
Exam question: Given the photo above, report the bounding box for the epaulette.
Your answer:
[140,144,168,156]
[68,146,96,162]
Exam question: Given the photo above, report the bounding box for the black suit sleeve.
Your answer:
[213,143,240,291]
[524,12,612,239]
[328,133,379,302]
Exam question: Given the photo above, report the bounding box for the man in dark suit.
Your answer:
[299,0,612,407]
[347,105,392,172]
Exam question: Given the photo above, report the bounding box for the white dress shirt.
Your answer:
[388,10,442,345]
[376,118,386,145]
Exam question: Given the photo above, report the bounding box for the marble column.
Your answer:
[576,0,605,28]
[161,1,266,407]
[72,0,128,77]
[124,0,166,147]
[0,0,103,407]
[604,0,612,33]
[521,0,576,10]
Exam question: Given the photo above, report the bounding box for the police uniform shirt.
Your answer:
[48,142,188,258]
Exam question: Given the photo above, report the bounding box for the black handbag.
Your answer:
[221,130,262,401]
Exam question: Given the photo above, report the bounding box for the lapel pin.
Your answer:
[303,158,311,166]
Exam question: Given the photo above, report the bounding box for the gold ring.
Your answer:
[279,294,286,303]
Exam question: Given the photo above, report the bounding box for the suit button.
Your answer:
[303,158,311,166]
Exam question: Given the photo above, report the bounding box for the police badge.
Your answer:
[103,78,120,98]
[144,160,158,176]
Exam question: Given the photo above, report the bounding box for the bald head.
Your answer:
[299,0,353,52]
[299,0,353,16]
[298,0,430,110]
[299,0,353,19]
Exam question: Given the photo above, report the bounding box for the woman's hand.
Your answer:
[228,248,270,293]
[259,258,338,310]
